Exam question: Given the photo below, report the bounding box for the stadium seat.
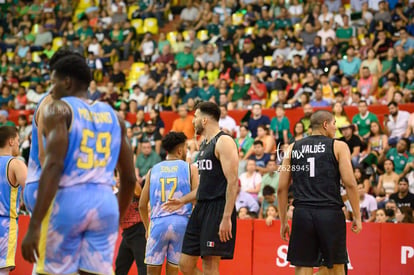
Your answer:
[166,31,178,45]
[232,13,244,26]
[20,82,30,89]
[131,19,144,35]
[72,9,85,22]
[129,62,145,80]
[245,74,251,84]
[6,51,14,61]
[197,30,209,42]
[125,79,136,89]
[31,24,39,35]
[128,5,139,20]
[52,37,63,52]
[182,30,190,41]
[77,0,95,10]
[267,90,278,108]
[143,18,159,34]
[32,51,42,62]
[245,27,256,36]
[264,56,273,67]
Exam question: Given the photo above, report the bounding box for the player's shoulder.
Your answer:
[9,157,27,171]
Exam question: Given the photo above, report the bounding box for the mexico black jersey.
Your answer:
[196,131,230,202]
[290,135,343,209]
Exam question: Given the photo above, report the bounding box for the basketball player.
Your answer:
[0,126,27,275]
[139,132,199,275]
[23,49,79,214]
[278,110,362,275]
[178,102,239,275]
[21,55,136,274]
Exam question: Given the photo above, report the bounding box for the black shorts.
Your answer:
[181,199,237,259]
[287,207,347,268]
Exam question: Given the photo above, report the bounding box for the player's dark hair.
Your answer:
[49,50,80,69]
[253,140,264,146]
[53,55,92,88]
[0,126,18,148]
[310,110,334,130]
[195,101,220,122]
[162,131,188,153]
[263,185,275,196]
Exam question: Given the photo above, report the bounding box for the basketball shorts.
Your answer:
[36,183,119,275]
[181,199,236,259]
[287,207,347,268]
[145,215,189,266]
[0,217,17,270]
[23,181,38,214]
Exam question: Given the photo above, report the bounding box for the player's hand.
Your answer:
[351,218,362,234]
[219,216,232,242]
[280,222,290,241]
[21,225,40,263]
[162,198,184,212]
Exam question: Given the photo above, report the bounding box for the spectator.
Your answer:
[346,182,377,222]
[254,124,276,155]
[258,159,279,203]
[145,76,164,106]
[377,159,400,197]
[219,104,237,136]
[333,102,350,138]
[352,100,379,140]
[397,206,414,223]
[385,200,398,223]
[357,67,379,104]
[139,119,163,158]
[339,123,362,167]
[129,85,147,108]
[339,46,362,81]
[375,208,387,223]
[310,87,330,107]
[236,180,260,214]
[228,74,250,110]
[383,138,411,175]
[290,121,307,143]
[171,105,195,139]
[239,159,262,200]
[258,185,278,219]
[299,103,313,134]
[392,45,414,74]
[175,43,195,70]
[317,20,336,47]
[384,101,410,145]
[197,76,217,102]
[0,110,15,127]
[363,121,389,170]
[148,107,165,136]
[247,103,270,138]
[140,33,156,64]
[179,1,199,30]
[270,104,292,146]
[135,140,161,184]
[245,140,271,174]
[14,86,27,110]
[87,80,102,101]
[389,177,414,210]
[110,61,126,88]
[32,25,53,50]
[100,81,119,107]
[235,124,255,158]
[247,75,267,105]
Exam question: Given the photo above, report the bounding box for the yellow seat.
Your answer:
[128,70,144,82]
[245,27,256,36]
[31,24,39,35]
[245,74,251,84]
[232,13,244,26]
[21,82,30,89]
[264,56,273,67]
[131,19,144,35]
[125,79,136,89]
[182,30,190,41]
[32,51,42,62]
[6,52,14,61]
[52,37,63,51]
[128,5,139,20]
[166,31,178,45]
[197,30,209,42]
[143,18,159,34]
[266,90,278,108]
[72,8,85,22]
[77,0,94,10]
[129,62,145,79]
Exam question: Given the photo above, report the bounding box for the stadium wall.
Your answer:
[14,216,414,274]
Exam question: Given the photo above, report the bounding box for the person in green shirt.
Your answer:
[206,14,220,37]
[135,141,162,182]
[352,100,379,140]
[270,104,292,145]
[197,76,217,101]
[235,124,255,157]
[175,44,195,70]
[258,159,279,202]
[228,75,250,109]
[392,45,414,74]
[76,19,94,42]
[336,15,353,44]
[0,111,16,127]
[384,138,411,175]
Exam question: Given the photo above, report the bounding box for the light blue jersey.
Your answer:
[149,160,192,219]
[0,156,20,269]
[145,160,192,266]
[59,97,121,187]
[35,97,121,275]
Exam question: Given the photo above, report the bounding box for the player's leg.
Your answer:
[78,185,120,275]
[147,264,163,275]
[179,254,200,275]
[129,222,147,275]
[166,216,190,275]
[0,268,9,275]
[166,262,179,275]
[295,267,314,275]
[114,234,135,275]
[202,256,220,275]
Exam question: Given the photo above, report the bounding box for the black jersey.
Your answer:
[290,135,343,209]
[196,131,230,202]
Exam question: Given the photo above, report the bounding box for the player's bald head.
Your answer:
[310,110,334,130]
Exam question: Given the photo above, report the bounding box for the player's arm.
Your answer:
[217,135,239,242]
[37,95,52,166]
[9,158,28,188]
[22,100,71,263]
[277,143,293,241]
[139,170,151,233]
[116,115,137,222]
[335,140,362,234]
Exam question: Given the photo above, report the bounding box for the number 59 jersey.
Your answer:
[59,97,121,188]
[149,160,192,219]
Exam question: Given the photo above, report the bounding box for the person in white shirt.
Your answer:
[346,182,377,222]
[385,101,410,146]
[129,84,148,107]
[318,4,334,26]
[236,181,260,214]
[219,105,237,136]
[317,21,336,47]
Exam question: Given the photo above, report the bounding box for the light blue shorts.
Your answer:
[0,216,18,269]
[36,183,119,275]
[145,215,189,266]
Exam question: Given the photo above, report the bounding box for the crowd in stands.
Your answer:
[0,0,413,222]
